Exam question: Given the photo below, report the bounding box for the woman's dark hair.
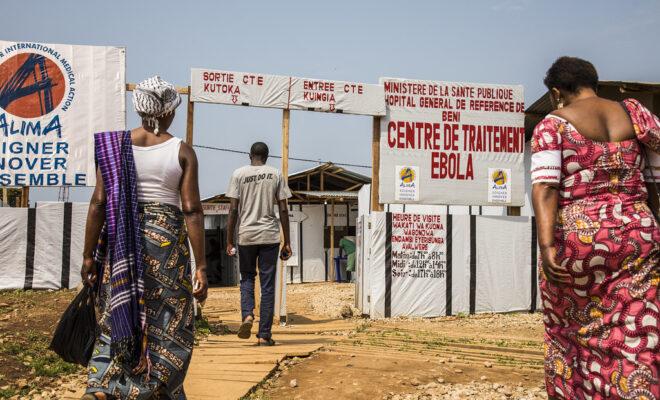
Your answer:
[543,56,599,93]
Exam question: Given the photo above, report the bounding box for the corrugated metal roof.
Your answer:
[295,190,359,199]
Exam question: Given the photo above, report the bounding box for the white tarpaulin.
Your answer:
[0,41,126,187]
[190,68,385,116]
[0,207,27,290]
[360,212,538,318]
[0,202,88,290]
[379,78,525,206]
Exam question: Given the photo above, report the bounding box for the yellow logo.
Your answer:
[399,167,416,184]
[491,169,507,186]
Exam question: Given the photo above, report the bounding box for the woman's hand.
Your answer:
[540,246,571,286]
[193,268,208,303]
[81,256,97,287]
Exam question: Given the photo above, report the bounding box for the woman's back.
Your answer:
[131,130,183,207]
[551,97,635,143]
[534,98,657,211]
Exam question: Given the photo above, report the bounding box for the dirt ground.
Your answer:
[0,290,80,399]
[0,283,548,400]
[246,305,547,400]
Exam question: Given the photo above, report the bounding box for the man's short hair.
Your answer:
[250,142,269,161]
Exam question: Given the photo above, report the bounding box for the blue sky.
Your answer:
[3,0,660,202]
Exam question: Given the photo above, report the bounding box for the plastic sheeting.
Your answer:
[0,202,88,290]
[300,205,326,282]
[0,208,28,290]
[359,212,538,318]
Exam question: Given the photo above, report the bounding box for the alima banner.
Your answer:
[190,68,385,116]
[379,78,525,206]
[0,41,125,187]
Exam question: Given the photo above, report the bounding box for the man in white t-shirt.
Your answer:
[226,142,292,345]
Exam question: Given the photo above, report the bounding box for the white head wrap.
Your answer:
[133,76,181,134]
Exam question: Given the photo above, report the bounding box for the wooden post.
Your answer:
[330,199,336,282]
[371,117,382,212]
[282,109,290,180]
[21,187,29,207]
[277,108,290,323]
[185,86,194,145]
[1,187,7,206]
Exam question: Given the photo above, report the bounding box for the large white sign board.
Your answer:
[190,68,385,116]
[379,78,525,205]
[0,41,125,187]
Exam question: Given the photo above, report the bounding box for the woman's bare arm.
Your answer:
[532,183,571,285]
[81,168,106,287]
[179,142,208,302]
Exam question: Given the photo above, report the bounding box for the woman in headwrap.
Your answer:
[80,76,208,399]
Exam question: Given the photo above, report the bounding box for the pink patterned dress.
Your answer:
[531,98,660,400]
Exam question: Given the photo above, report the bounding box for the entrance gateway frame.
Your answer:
[184,71,387,323]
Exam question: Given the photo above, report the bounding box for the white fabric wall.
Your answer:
[0,202,88,290]
[475,216,532,313]
[369,212,387,318]
[522,141,535,217]
[69,203,88,288]
[358,185,371,217]
[450,215,472,315]
[0,208,28,290]
[301,205,326,282]
[360,212,537,318]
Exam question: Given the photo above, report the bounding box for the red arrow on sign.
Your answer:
[232,95,238,104]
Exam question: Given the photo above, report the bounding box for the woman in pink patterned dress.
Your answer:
[531,57,659,400]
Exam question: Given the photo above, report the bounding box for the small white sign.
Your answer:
[487,168,512,203]
[395,165,419,201]
[202,203,231,215]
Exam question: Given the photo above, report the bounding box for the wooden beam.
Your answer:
[21,187,29,207]
[126,83,189,95]
[322,170,362,186]
[344,182,363,192]
[371,117,382,212]
[282,109,290,180]
[320,171,325,191]
[306,172,311,191]
[278,108,290,324]
[185,86,194,145]
[330,200,335,282]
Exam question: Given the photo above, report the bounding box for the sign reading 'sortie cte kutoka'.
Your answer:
[190,68,385,116]
[380,78,525,206]
[0,40,125,187]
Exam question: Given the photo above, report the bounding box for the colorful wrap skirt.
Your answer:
[87,202,195,399]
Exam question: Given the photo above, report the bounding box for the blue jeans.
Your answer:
[238,243,279,339]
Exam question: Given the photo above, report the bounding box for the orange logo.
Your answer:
[0,53,66,118]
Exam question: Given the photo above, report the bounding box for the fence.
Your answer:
[356,212,541,318]
[0,202,88,290]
